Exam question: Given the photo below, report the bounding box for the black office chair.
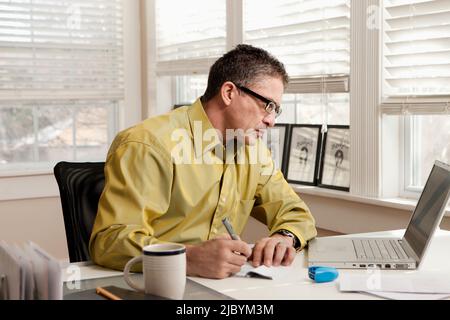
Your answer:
[54,161,105,262]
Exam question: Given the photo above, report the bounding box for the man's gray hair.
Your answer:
[202,44,289,102]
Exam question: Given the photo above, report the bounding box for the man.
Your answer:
[89,44,317,279]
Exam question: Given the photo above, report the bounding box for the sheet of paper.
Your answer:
[235,262,291,280]
[29,242,63,300]
[339,270,450,294]
[11,244,35,300]
[24,244,49,300]
[0,241,22,300]
[365,291,450,300]
[5,244,27,300]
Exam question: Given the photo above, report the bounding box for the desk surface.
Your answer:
[63,229,450,300]
[63,274,231,300]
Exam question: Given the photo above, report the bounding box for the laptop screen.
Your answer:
[403,161,450,260]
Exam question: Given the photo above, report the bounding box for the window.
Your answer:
[0,0,124,171]
[382,0,450,193]
[243,0,350,126]
[278,93,349,125]
[152,0,225,113]
[152,0,350,127]
[174,75,208,106]
[156,0,226,62]
[403,115,450,191]
[243,0,350,77]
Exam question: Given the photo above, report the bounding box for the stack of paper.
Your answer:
[0,241,62,300]
[339,270,450,300]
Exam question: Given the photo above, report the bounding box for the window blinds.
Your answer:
[155,0,226,69]
[244,0,350,93]
[0,0,124,101]
[381,0,450,114]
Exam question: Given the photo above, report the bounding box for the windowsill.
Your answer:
[0,170,59,201]
[0,169,53,178]
[291,184,450,217]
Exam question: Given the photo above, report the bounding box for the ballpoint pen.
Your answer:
[222,217,239,240]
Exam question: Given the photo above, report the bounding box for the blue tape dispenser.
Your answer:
[308,266,339,283]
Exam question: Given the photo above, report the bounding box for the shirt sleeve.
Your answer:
[251,145,317,250]
[89,139,173,271]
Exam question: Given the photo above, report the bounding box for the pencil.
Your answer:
[96,287,122,300]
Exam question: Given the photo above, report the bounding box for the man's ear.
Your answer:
[220,81,236,106]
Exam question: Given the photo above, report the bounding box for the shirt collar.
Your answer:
[187,98,223,158]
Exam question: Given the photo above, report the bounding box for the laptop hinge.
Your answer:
[400,238,420,265]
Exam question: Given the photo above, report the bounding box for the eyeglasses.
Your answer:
[236,85,282,118]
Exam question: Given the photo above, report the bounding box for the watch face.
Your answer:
[279,230,293,237]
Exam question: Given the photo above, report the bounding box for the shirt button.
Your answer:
[222,196,226,202]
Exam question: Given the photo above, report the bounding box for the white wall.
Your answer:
[0,197,68,261]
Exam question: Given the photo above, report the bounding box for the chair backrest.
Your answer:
[54,161,105,262]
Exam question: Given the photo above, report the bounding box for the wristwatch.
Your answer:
[276,229,301,250]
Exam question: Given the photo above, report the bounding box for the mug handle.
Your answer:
[123,256,145,292]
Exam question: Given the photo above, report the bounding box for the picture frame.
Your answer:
[318,125,350,191]
[285,124,322,185]
[263,123,290,175]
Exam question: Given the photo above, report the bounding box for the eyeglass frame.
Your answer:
[235,84,282,118]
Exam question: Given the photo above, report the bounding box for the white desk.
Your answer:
[188,229,450,300]
[62,229,450,300]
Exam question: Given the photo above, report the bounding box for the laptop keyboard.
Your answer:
[352,239,409,261]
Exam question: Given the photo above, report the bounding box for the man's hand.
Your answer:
[249,234,296,268]
[185,235,252,279]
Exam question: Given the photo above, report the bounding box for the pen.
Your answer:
[222,217,239,240]
[96,287,122,300]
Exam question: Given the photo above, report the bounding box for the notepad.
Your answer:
[235,262,291,280]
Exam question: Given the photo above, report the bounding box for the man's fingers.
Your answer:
[228,240,252,257]
[272,242,287,266]
[262,240,279,267]
[227,263,242,275]
[228,251,248,266]
[250,240,267,267]
[281,247,296,266]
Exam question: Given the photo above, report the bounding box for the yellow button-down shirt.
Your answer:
[89,99,317,270]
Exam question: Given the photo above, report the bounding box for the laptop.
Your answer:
[308,160,450,270]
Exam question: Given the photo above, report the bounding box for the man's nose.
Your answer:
[263,112,276,128]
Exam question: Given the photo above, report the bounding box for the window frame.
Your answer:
[398,116,422,199]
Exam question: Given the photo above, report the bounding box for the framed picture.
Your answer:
[285,124,322,185]
[263,123,290,175]
[318,125,350,191]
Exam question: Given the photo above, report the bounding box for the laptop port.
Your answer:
[359,264,366,267]
[385,264,391,268]
[368,264,374,267]
[376,264,382,268]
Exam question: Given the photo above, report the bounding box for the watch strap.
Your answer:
[276,229,301,249]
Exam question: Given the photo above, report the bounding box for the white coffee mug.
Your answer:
[123,243,186,300]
